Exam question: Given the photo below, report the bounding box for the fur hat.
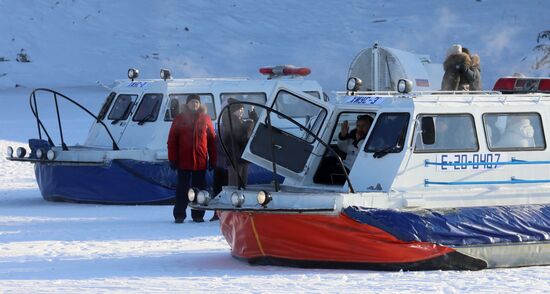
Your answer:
[446,44,462,57]
[186,94,200,104]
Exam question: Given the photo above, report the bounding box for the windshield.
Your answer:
[132,93,163,123]
[107,94,137,121]
[365,113,410,154]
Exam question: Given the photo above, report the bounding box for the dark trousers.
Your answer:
[213,167,228,196]
[173,169,206,221]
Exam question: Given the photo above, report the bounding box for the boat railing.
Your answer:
[29,88,120,151]
[424,158,550,186]
[335,91,550,104]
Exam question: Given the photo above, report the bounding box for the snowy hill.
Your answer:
[0,0,548,92]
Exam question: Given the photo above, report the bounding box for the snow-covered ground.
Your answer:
[1,0,550,292]
[1,87,550,293]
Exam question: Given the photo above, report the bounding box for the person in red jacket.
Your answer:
[167,94,217,223]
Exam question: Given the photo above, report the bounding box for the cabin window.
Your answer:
[270,90,327,143]
[365,113,410,155]
[132,93,163,123]
[483,113,546,151]
[97,92,116,121]
[313,112,375,185]
[165,94,216,120]
[414,114,478,152]
[220,92,266,120]
[107,94,137,121]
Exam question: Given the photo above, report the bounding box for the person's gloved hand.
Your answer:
[169,161,177,170]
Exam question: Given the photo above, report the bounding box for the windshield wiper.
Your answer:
[373,145,400,158]
[137,112,154,125]
[372,124,407,159]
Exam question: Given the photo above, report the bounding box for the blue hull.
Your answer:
[35,160,279,204]
[344,204,550,246]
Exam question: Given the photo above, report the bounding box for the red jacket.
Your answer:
[167,109,217,170]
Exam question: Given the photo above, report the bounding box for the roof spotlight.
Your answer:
[160,69,172,81]
[197,190,211,206]
[397,79,413,93]
[188,187,199,203]
[257,190,272,207]
[6,146,13,157]
[128,68,139,81]
[347,77,362,92]
[231,191,245,208]
[46,149,56,161]
[35,148,44,159]
[16,147,26,158]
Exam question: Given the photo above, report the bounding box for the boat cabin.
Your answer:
[204,76,550,211]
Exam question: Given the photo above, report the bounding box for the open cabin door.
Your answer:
[241,88,334,181]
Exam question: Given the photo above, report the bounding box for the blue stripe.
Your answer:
[425,178,550,186]
[343,204,550,246]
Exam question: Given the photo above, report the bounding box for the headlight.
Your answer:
[397,79,413,93]
[347,77,362,92]
[35,148,44,159]
[46,149,56,160]
[128,68,139,80]
[187,188,199,203]
[256,190,272,207]
[160,69,172,80]
[16,147,26,158]
[197,190,210,206]
[6,146,13,157]
[231,191,245,207]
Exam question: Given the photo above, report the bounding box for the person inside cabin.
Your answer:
[221,97,259,187]
[338,115,374,170]
[495,116,536,148]
[441,44,482,91]
[315,114,374,185]
[167,94,217,224]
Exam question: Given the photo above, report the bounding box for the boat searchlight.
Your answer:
[6,146,13,158]
[257,190,272,207]
[196,190,211,206]
[346,77,362,92]
[16,147,26,158]
[397,79,413,93]
[160,69,172,81]
[128,68,139,81]
[231,191,245,208]
[187,188,200,203]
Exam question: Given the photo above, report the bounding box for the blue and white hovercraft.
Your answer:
[5,66,325,204]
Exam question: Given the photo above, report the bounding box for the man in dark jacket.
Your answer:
[167,94,217,223]
[221,97,258,187]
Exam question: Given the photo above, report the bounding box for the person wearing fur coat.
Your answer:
[441,44,482,91]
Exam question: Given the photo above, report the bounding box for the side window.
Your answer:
[365,113,410,154]
[165,94,216,120]
[483,113,545,151]
[414,114,478,152]
[133,93,163,123]
[97,92,116,121]
[107,94,137,121]
[220,92,266,119]
[270,90,328,143]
